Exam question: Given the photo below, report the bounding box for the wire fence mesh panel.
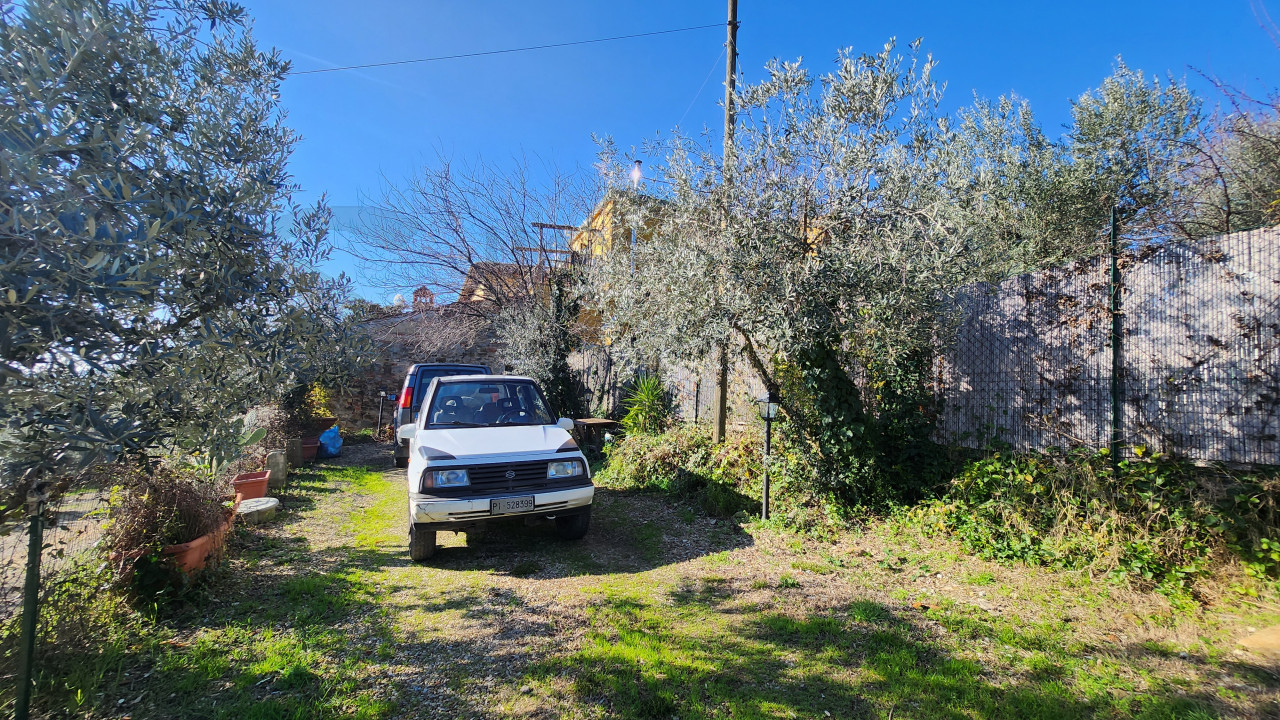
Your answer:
[937,253,1112,452]
[1124,229,1280,464]
[0,481,113,715]
[37,484,112,596]
[0,512,32,649]
[938,227,1280,465]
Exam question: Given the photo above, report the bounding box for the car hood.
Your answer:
[415,424,574,461]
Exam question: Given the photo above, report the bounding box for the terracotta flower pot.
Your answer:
[301,437,320,463]
[208,504,237,549]
[160,503,238,576]
[232,470,270,502]
[161,533,213,574]
[304,416,338,435]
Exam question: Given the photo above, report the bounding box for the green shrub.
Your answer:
[597,423,873,537]
[772,347,954,511]
[905,448,1280,592]
[619,374,671,436]
[595,425,757,517]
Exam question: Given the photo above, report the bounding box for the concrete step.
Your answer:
[237,497,280,525]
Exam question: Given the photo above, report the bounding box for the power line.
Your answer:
[677,46,727,129]
[289,22,727,76]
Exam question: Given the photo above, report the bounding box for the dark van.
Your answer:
[393,363,490,467]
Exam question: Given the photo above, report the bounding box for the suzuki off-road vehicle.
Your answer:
[397,375,592,561]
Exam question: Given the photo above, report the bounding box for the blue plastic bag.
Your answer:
[317,424,343,458]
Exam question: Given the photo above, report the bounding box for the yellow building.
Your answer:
[569,190,663,259]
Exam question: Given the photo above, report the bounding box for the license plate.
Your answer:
[490,496,535,515]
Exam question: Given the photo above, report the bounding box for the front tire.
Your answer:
[409,524,437,561]
[394,456,408,469]
[555,508,591,540]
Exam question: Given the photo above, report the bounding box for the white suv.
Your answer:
[397,375,593,561]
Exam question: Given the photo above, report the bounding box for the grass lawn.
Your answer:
[30,450,1280,719]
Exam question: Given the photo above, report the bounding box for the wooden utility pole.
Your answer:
[712,0,738,443]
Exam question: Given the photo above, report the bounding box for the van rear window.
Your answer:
[411,368,485,415]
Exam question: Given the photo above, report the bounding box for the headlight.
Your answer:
[547,460,583,478]
[431,469,469,487]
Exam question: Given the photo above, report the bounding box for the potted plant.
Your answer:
[104,465,234,591]
[303,415,338,436]
[277,383,336,464]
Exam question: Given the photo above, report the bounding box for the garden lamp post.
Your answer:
[376,390,393,438]
[757,391,780,520]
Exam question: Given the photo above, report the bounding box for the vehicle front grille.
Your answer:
[421,460,588,498]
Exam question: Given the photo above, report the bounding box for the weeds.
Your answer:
[342,427,378,444]
[600,425,1280,597]
[905,447,1280,593]
[594,425,758,517]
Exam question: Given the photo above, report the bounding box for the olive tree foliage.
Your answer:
[956,60,1280,257]
[0,0,370,504]
[952,60,1203,275]
[592,40,976,498]
[1183,82,1280,235]
[350,156,599,416]
[597,41,965,368]
[492,277,584,417]
[589,43,1221,503]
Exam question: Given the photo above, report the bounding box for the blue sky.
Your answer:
[244,0,1280,301]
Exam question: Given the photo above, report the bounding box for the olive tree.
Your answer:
[591,40,976,499]
[1182,81,1280,235]
[589,44,1215,503]
[951,60,1203,275]
[0,0,370,506]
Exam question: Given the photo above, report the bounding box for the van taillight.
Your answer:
[399,387,413,408]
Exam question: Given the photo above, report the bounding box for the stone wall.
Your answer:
[330,307,507,430]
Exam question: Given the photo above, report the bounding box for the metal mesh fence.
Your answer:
[937,227,1280,465]
[1,481,113,714]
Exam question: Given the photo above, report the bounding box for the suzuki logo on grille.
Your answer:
[504,470,516,479]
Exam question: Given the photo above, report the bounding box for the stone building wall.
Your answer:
[330,307,506,430]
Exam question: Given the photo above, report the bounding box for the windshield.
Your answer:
[425,380,555,427]
[411,367,486,418]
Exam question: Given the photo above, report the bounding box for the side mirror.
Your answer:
[397,424,417,441]
[556,417,575,432]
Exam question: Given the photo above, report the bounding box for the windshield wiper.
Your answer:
[430,421,485,428]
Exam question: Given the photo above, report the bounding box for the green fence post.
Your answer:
[14,482,47,720]
[1109,206,1123,477]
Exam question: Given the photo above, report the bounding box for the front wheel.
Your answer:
[555,508,591,540]
[409,524,437,561]
[394,456,408,469]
